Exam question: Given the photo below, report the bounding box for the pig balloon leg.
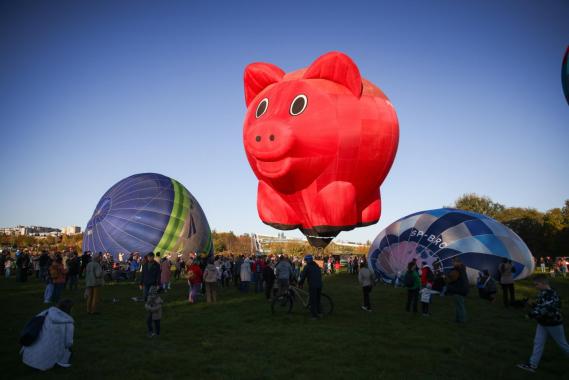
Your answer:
[257,180,301,228]
[312,181,358,228]
[361,191,381,225]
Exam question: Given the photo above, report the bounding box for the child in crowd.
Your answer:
[144,286,163,337]
[419,283,439,316]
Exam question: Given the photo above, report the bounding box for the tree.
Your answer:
[452,193,505,218]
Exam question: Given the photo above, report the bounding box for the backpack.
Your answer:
[404,272,415,288]
[19,312,47,346]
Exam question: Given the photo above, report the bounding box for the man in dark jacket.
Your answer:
[140,252,161,301]
[445,258,469,323]
[299,255,322,319]
[517,274,569,372]
[262,258,276,301]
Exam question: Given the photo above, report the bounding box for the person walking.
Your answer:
[404,262,420,313]
[139,252,161,301]
[299,255,323,320]
[517,274,569,372]
[203,260,218,303]
[498,259,516,307]
[358,261,375,312]
[144,286,163,337]
[445,258,469,323]
[85,253,103,315]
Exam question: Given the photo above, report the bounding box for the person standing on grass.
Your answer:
[420,262,434,287]
[358,260,375,312]
[49,255,66,304]
[517,274,569,373]
[299,254,322,320]
[275,255,293,296]
[203,259,219,303]
[85,253,103,315]
[419,283,439,316]
[160,256,172,291]
[240,256,252,292]
[404,262,420,313]
[187,259,203,303]
[263,258,276,301]
[445,258,469,323]
[66,252,80,291]
[498,258,516,307]
[5,254,13,278]
[144,286,163,337]
[140,252,161,301]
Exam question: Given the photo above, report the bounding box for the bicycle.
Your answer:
[271,285,334,316]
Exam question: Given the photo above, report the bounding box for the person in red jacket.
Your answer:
[187,259,203,303]
[420,262,434,288]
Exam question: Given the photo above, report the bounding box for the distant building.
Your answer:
[0,225,61,236]
[62,226,81,235]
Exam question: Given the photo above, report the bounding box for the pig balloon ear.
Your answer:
[303,51,363,97]
[244,63,285,106]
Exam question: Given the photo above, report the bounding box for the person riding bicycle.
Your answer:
[299,255,322,320]
[275,255,293,296]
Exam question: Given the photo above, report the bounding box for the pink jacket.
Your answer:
[160,260,172,284]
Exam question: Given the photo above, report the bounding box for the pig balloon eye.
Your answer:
[256,98,269,118]
[290,94,308,116]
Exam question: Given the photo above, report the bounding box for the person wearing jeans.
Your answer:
[358,261,374,311]
[518,274,569,372]
[445,258,469,323]
[405,262,420,313]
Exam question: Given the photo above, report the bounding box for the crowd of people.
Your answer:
[3,247,568,373]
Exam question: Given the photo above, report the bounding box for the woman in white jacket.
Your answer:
[358,261,375,312]
[21,299,74,371]
[240,258,252,292]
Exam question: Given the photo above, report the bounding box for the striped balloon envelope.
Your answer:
[83,173,213,259]
[367,208,535,284]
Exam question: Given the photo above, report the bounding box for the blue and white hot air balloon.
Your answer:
[83,173,213,259]
[368,208,535,284]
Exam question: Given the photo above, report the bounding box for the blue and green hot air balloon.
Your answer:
[83,173,213,259]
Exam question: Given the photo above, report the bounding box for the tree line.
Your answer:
[452,194,569,258]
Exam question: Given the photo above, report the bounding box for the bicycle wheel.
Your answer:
[319,293,334,316]
[271,294,293,315]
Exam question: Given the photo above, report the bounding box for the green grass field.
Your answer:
[1,273,568,379]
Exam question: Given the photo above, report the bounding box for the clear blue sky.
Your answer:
[1,0,568,243]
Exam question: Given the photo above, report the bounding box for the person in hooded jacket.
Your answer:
[262,258,276,301]
[21,299,74,371]
[517,274,569,373]
[445,258,469,323]
[299,255,322,320]
[203,260,219,303]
